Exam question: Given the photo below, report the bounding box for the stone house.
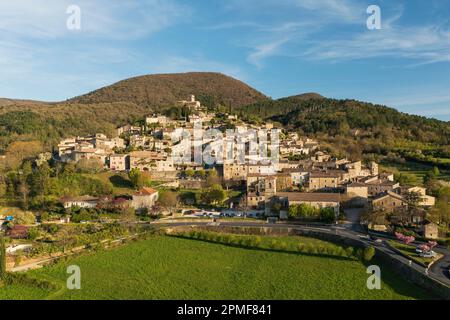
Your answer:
[109,154,128,171]
[403,186,436,207]
[307,171,340,191]
[421,221,439,239]
[131,187,159,211]
[371,191,406,213]
[365,179,400,197]
[346,182,368,199]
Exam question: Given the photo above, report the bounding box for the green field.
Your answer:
[380,160,450,186]
[0,235,434,300]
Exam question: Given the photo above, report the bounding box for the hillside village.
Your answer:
[25,94,440,240]
[0,93,448,301]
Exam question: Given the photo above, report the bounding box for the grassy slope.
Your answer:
[0,283,53,300]
[380,160,450,186]
[1,236,433,300]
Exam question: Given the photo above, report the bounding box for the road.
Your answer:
[155,219,450,288]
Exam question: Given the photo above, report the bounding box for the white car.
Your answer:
[420,251,437,258]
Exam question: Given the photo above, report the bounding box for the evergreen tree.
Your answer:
[0,234,6,280]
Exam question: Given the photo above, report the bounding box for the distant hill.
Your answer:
[279,93,324,101]
[0,98,46,107]
[238,96,450,165]
[66,72,269,108]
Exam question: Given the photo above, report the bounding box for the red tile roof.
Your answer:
[134,187,158,196]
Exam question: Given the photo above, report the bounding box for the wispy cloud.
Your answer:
[301,24,450,64]
[215,0,450,68]
[0,0,192,100]
[0,0,191,39]
[247,38,291,68]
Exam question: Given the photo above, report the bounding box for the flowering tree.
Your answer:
[395,232,415,245]
[404,236,415,245]
[395,232,405,241]
[418,244,430,252]
[428,241,438,250]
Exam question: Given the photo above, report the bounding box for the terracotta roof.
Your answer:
[277,192,341,203]
[134,187,158,196]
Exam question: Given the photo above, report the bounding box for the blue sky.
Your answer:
[1,0,450,120]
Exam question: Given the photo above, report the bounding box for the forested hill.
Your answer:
[239,96,450,165]
[241,96,449,144]
[66,72,269,108]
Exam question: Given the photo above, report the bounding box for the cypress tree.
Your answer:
[0,234,6,280]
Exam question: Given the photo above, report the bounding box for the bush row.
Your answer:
[172,230,375,261]
[3,273,59,290]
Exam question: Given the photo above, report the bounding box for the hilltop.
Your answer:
[66,72,269,108]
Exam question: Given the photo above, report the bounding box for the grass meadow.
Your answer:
[0,235,434,300]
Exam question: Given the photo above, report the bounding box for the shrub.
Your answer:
[268,240,278,249]
[363,246,376,262]
[355,248,364,260]
[345,247,354,258]
[253,236,262,248]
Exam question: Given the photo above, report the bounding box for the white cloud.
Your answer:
[0,0,190,39]
[301,24,450,64]
[247,38,291,68]
[217,1,450,68]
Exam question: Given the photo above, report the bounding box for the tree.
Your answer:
[3,140,43,170]
[288,205,298,218]
[404,191,422,209]
[30,162,51,198]
[432,166,440,177]
[158,191,179,216]
[128,168,141,188]
[200,184,226,205]
[0,234,6,280]
[185,169,195,178]
[363,246,375,262]
[205,170,221,187]
[320,207,336,223]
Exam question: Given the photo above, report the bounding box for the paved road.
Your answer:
[155,219,450,287]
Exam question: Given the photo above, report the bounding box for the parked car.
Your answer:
[182,210,195,216]
[420,251,437,258]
